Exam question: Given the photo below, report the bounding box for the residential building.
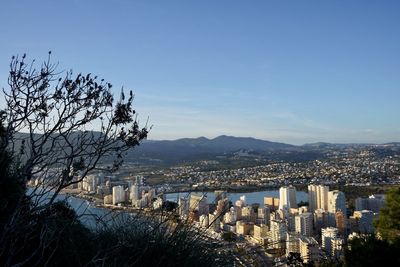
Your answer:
[257,206,270,226]
[254,224,269,239]
[331,237,344,259]
[103,194,112,205]
[286,232,300,256]
[308,184,329,213]
[209,212,221,232]
[223,207,238,224]
[270,219,287,249]
[130,184,139,202]
[178,197,189,217]
[299,236,320,264]
[328,190,346,215]
[295,212,313,237]
[112,185,125,205]
[314,208,329,234]
[322,227,338,256]
[236,221,253,235]
[279,186,297,210]
[335,210,347,237]
[355,195,385,213]
[353,210,374,234]
[189,194,209,215]
[241,205,256,222]
[264,197,280,211]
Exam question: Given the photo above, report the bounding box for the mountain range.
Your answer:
[127,135,400,164]
[127,135,309,163]
[12,132,400,165]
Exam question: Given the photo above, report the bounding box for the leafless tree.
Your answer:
[3,52,148,204]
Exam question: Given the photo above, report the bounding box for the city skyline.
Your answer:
[1,1,400,144]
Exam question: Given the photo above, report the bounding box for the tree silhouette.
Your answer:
[3,52,148,204]
[0,53,148,265]
[374,186,400,242]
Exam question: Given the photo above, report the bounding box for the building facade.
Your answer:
[279,186,297,210]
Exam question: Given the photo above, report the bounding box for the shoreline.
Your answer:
[28,183,397,215]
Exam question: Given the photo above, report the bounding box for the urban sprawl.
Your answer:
[32,171,388,266]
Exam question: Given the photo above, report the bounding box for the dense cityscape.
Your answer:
[25,142,399,265]
[31,166,388,266]
[114,143,400,193]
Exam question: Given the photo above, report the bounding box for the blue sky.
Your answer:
[0,0,399,144]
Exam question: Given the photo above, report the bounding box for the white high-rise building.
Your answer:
[112,185,125,205]
[328,190,346,215]
[279,186,297,210]
[308,184,317,212]
[308,184,329,213]
[270,219,287,249]
[321,227,338,256]
[295,212,313,237]
[130,184,140,202]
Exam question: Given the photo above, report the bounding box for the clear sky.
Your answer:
[0,0,399,144]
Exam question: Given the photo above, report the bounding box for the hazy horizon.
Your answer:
[144,134,399,146]
[1,1,399,145]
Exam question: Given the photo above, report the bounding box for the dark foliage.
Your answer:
[0,201,94,267]
[343,235,400,267]
[286,252,305,266]
[374,186,400,242]
[221,231,236,242]
[1,199,229,267]
[91,222,228,267]
[162,200,178,211]
[0,111,25,231]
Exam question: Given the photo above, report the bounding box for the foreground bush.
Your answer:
[343,235,400,267]
[0,200,230,267]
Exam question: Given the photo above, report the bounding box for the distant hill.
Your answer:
[12,132,297,164]
[11,132,400,165]
[126,135,297,163]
